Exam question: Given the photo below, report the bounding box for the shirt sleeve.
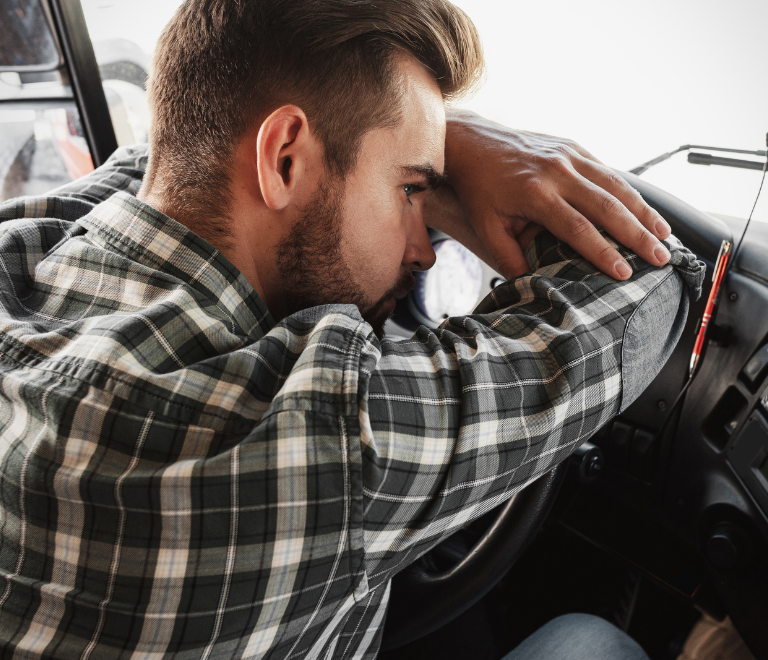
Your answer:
[358,230,704,585]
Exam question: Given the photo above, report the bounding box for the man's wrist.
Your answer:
[444,108,483,187]
[422,186,497,268]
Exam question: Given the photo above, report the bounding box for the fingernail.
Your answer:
[654,243,671,264]
[655,217,670,236]
[615,260,632,279]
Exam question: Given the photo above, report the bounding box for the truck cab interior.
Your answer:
[2,1,767,658]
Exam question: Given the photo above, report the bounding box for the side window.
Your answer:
[80,1,183,146]
[0,0,91,200]
[0,0,183,202]
[0,103,91,200]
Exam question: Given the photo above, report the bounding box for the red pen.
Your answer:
[689,239,732,377]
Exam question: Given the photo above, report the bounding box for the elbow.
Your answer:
[618,270,689,413]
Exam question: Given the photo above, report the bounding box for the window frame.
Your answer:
[47,0,117,166]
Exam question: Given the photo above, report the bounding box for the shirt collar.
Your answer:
[78,190,275,341]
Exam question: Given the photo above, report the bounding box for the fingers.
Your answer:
[567,158,672,267]
[536,196,639,280]
[474,214,530,280]
[556,138,604,166]
[572,157,672,240]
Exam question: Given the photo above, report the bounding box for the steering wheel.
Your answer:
[381,464,566,650]
[380,171,729,652]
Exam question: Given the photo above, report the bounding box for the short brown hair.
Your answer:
[144,0,484,243]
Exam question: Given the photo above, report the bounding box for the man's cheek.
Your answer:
[347,228,400,276]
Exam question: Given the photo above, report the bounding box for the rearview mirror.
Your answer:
[0,0,62,72]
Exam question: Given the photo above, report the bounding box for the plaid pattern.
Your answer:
[0,146,704,659]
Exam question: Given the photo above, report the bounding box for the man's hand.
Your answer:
[432,110,672,280]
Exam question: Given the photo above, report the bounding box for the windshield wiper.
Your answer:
[630,143,767,175]
[686,152,767,171]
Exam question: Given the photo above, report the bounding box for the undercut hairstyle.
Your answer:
[144,0,485,244]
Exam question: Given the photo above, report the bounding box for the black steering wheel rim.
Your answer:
[381,463,566,651]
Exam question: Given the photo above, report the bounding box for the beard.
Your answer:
[275,177,415,339]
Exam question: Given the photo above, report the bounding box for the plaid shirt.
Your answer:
[0,146,704,659]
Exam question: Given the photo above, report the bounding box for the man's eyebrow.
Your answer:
[400,165,449,190]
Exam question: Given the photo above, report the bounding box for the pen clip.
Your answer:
[712,240,732,283]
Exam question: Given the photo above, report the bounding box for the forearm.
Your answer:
[505,229,704,410]
[422,186,496,265]
[361,232,704,582]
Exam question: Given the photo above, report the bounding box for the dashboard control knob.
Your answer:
[571,442,604,483]
[743,344,768,387]
[705,523,754,571]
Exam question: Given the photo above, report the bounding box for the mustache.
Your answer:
[387,271,416,301]
[361,270,416,333]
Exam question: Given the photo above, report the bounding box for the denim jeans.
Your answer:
[501,614,650,660]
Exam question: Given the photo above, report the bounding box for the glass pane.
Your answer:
[0,69,72,102]
[80,0,184,147]
[0,0,60,71]
[451,0,768,224]
[0,104,93,201]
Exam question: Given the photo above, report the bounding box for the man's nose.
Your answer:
[403,219,437,272]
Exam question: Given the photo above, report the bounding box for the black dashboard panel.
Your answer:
[609,175,768,657]
[730,411,768,516]
[730,220,768,287]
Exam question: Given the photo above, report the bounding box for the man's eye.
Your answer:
[403,184,425,200]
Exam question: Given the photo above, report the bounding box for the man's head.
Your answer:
[141,0,484,336]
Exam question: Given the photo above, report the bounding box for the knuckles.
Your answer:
[597,242,618,259]
[634,225,657,248]
[599,193,623,217]
[554,141,579,158]
[540,154,573,176]
[519,176,548,198]
[565,212,593,237]
[603,171,627,192]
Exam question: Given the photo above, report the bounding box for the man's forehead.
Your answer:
[354,55,446,178]
[395,56,446,135]
[389,91,446,178]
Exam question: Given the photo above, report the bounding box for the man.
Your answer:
[0,1,703,658]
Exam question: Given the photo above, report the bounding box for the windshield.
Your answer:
[3,0,767,226]
[451,0,768,225]
[81,0,768,224]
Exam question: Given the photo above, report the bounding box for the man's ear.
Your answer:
[256,105,318,210]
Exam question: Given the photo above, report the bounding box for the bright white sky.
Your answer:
[82,0,768,222]
[449,0,768,224]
